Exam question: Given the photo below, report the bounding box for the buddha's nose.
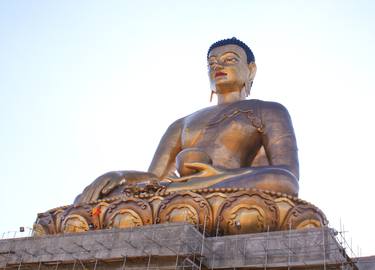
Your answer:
[213,63,223,71]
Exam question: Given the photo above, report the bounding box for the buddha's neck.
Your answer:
[217,88,246,105]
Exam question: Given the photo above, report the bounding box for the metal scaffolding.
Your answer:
[0,223,359,270]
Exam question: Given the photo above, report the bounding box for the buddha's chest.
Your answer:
[181,105,263,149]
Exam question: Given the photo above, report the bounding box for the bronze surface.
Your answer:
[36,38,326,236]
[74,40,299,205]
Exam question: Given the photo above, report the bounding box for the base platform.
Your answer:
[0,223,360,269]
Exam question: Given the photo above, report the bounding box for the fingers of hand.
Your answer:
[184,162,210,171]
[102,182,115,195]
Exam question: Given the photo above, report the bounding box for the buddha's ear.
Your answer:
[248,62,257,81]
[244,62,257,97]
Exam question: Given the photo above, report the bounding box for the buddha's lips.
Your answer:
[215,71,227,78]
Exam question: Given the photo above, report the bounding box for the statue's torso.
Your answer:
[180,99,265,169]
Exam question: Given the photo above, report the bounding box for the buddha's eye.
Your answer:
[223,57,238,64]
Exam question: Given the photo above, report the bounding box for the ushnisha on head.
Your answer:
[207,37,257,101]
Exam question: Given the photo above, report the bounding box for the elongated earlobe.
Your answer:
[244,80,250,97]
[244,80,253,97]
[210,90,216,102]
[245,62,257,97]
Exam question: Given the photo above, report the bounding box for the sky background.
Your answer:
[1,0,374,256]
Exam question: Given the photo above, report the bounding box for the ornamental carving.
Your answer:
[34,210,61,235]
[156,191,213,232]
[217,190,279,234]
[60,204,93,233]
[61,214,89,233]
[102,197,153,229]
[281,204,327,230]
[34,188,327,236]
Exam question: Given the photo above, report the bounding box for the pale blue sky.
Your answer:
[1,0,374,256]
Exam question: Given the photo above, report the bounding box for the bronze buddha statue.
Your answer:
[74,37,299,204]
[34,38,326,236]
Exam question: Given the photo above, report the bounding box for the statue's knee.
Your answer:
[98,171,123,180]
[267,172,298,196]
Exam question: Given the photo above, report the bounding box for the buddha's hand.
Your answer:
[184,162,223,176]
[165,162,223,182]
[129,179,167,194]
[73,171,123,204]
[74,171,159,204]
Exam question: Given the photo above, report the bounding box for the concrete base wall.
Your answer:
[1,223,203,269]
[356,256,375,270]
[204,226,346,269]
[0,224,364,269]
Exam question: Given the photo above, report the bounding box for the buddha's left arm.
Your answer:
[261,102,299,179]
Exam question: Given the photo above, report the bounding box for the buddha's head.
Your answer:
[207,37,257,98]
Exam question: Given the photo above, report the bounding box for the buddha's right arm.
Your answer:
[148,118,183,179]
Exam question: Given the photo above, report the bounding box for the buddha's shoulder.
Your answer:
[174,100,290,125]
[183,105,219,119]
[167,106,216,127]
[237,99,289,112]
[185,99,289,114]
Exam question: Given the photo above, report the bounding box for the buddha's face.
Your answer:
[208,44,255,95]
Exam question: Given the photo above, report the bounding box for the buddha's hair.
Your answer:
[207,37,255,64]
